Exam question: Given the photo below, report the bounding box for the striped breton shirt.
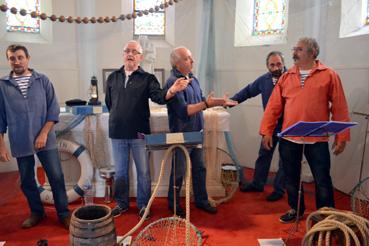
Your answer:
[299,70,310,88]
[13,75,31,97]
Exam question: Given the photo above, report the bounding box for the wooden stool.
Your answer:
[99,166,115,204]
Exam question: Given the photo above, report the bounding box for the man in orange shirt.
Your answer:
[260,37,350,223]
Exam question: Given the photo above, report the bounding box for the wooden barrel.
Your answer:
[69,204,117,246]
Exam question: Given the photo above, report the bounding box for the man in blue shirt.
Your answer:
[230,51,286,202]
[0,44,70,229]
[165,46,237,217]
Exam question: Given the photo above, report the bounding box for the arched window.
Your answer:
[6,0,40,33]
[252,0,287,36]
[134,0,165,36]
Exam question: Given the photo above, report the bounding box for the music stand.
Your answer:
[277,121,358,232]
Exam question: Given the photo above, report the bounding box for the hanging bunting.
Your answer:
[0,0,180,24]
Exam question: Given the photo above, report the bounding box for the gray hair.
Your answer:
[266,51,284,65]
[298,37,320,59]
[170,46,188,68]
[123,40,143,54]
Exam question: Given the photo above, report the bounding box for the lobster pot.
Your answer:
[70,205,117,246]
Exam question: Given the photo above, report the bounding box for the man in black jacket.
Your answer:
[105,40,189,219]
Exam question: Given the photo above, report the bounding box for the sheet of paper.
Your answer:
[257,238,285,246]
[117,236,132,246]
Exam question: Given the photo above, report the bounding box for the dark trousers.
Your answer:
[251,135,285,195]
[279,139,335,213]
[168,147,209,208]
[17,149,69,219]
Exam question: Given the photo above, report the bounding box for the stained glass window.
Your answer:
[6,0,40,33]
[252,0,287,36]
[366,0,369,25]
[134,0,165,36]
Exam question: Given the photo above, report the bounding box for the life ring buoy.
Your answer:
[36,139,94,204]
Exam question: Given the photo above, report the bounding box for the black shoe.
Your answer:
[21,213,46,229]
[196,203,217,214]
[169,205,186,218]
[138,206,151,220]
[59,214,71,230]
[239,183,263,192]
[266,192,284,202]
[279,209,303,224]
[111,205,129,218]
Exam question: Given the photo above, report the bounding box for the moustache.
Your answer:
[293,55,299,60]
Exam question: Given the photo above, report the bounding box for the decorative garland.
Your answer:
[0,0,181,24]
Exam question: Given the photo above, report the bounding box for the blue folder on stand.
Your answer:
[277,121,358,138]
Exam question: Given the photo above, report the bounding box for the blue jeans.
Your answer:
[16,148,69,219]
[168,147,209,208]
[111,138,150,210]
[251,135,285,195]
[279,139,335,213]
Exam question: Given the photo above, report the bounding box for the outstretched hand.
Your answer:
[223,93,238,107]
[205,92,238,108]
[205,92,225,107]
[170,77,191,94]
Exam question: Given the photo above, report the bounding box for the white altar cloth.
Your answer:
[56,106,230,197]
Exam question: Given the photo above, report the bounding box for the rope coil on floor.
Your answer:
[303,207,369,246]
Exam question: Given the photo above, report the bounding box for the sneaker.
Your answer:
[111,205,129,218]
[59,214,71,230]
[169,205,186,218]
[138,207,151,220]
[21,213,46,229]
[239,183,263,192]
[196,203,217,214]
[279,209,303,224]
[266,191,284,202]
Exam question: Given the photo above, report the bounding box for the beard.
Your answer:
[271,68,283,78]
[13,66,26,76]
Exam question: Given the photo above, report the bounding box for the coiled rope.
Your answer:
[303,207,369,246]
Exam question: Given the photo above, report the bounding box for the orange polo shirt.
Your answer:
[260,60,350,143]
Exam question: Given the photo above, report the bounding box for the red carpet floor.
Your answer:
[0,170,351,246]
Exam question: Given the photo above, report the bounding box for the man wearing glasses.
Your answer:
[105,40,189,219]
[260,37,350,223]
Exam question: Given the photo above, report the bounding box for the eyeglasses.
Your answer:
[291,47,304,52]
[124,49,141,55]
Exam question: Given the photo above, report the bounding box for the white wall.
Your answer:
[0,0,368,193]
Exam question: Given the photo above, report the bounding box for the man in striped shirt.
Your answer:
[260,37,350,223]
[0,45,70,229]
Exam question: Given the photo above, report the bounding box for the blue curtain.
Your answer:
[196,0,215,95]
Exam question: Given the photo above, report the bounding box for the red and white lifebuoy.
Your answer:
[36,139,94,204]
